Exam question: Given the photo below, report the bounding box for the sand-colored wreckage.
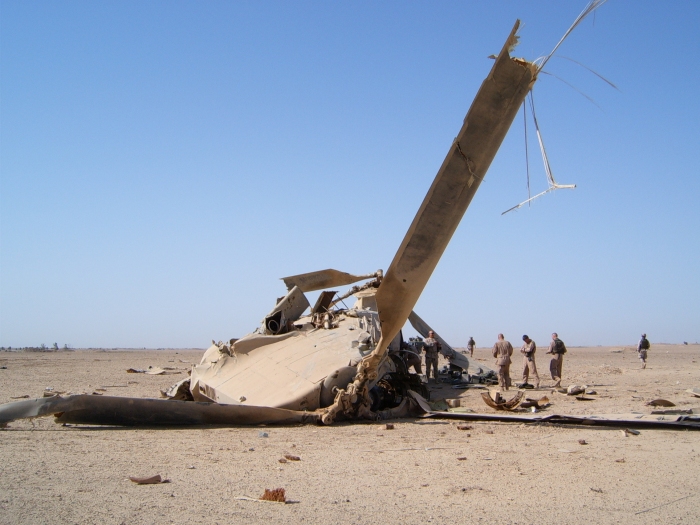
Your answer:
[3,18,698,432]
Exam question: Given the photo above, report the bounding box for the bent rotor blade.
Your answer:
[0,395,319,427]
[407,311,456,354]
[281,269,380,292]
[407,310,468,371]
[371,21,538,365]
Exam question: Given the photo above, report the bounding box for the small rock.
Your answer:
[258,431,269,438]
[578,439,588,445]
[385,423,394,430]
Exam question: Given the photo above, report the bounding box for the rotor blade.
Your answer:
[371,21,538,366]
[408,311,493,373]
[0,395,320,427]
[281,269,381,292]
[408,310,468,370]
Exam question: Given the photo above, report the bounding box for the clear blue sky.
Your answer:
[1,1,698,348]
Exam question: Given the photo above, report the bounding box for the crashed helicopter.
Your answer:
[2,20,531,427]
[167,19,538,426]
[11,9,692,431]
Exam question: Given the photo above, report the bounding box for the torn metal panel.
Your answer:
[281,269,381,292]
[190,313,373,410]
[262,286,310,335]
[312,291,337,314]
[481,391,524,411]
[160,378,193,401]
[0,395,319,426]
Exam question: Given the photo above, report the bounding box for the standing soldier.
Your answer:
[520,335,540,388]
[637,333,650,369]
[467,337,476,357]
[492,334,513,391]
[424,331,441,383]
[546,332,567,387]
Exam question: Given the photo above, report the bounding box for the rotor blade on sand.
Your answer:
[0,395,319,427]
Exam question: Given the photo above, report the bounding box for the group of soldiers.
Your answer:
[491,333,567,390]
[412,331,651,389]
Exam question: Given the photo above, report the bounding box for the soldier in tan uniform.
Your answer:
[467,337,476,357]
[519,335,539,388]
[423,331,441,383]
[546,332,567,387]
[492,334,513,390]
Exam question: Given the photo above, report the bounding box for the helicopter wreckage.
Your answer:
[3,11,697,432]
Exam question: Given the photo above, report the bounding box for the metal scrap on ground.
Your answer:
[481,391,524,411]
[646,399,675,407]
[520,395,550,410]
[129,474,170,485]
[686,388,700,398]
[260,488,286,503]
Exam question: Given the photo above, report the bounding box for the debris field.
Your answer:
[1,344,698,524]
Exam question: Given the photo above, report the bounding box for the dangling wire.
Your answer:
[529,91,556,188]
[502,0,611,216]
[502,91,576,215]
[535,0,609,72]
[523,103,531,205]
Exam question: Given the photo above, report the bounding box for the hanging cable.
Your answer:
[523,102,531,205]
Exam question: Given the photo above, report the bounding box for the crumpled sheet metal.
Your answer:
[190,315,365,409]
[481,391,524,411]
[520,395,550,409]
[0,395,319,427]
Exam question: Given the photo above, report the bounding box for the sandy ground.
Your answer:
[1,344,699,525]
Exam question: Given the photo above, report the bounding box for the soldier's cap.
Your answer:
[522,335,528,340]
[642,333,646,337]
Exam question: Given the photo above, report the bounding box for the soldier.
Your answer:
[637,333,650,369]
[399,339,423,375]
[423,330,441,383]
[467,337,476,357]
[520,334,539,388]
[546,332,567,387]
[492,334,513,390]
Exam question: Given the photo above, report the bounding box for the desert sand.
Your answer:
[1,344,699,524]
